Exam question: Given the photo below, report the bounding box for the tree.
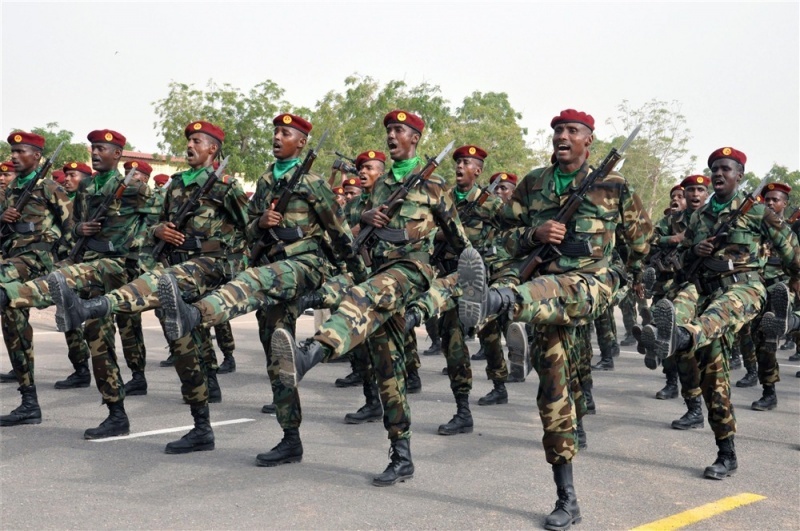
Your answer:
[0,123,90,169]
[740,164,800,207]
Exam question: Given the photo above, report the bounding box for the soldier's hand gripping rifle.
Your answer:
[68,167,137,263]
[518,125,642,282]
[0,141,66,241]
[684,173,770,282]
[151,156,230,263]
[352,140,455,267]
[249,131,329,266]
[329,151,359,185]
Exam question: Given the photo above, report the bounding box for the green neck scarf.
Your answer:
[273,158,300,180]
[94,169,118,191]
[14,171,37,188]
[181,166,208,187]
[454,187,471,203]
[710,194,734,214]
[67,191,77,201]
[360,191,370,201]
[553,166,580,196]
[390,156,421,182]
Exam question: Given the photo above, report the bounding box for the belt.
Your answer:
[694,271,760,296]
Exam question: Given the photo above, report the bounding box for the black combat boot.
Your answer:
[0,369,17,383]
[478,380,508,406]
[641,299,691,369]
[345,380,382,424]
[49,271,110,332]
[165,404,215,454]
[217,355,236,374]
[207,370,222,403]
[656,369,679,399]
[261,402,276,414]
[544,463,581,531]
[406,368,422,394]
[735,361,758,388]
[160,353,176,367]
[471,345,486,360]
[751,384,777,411]
[581,382,596,414]
[438,394,474,435]
[422,316,442,356]
[403,308,421,334]
[780,338,796,351]
[704,436,737,479]
[0,385,42,426]
[576,419,587,450]
[458,247,516,328]
[619,331,637,347]
[335,370,363,388]
[271,330,328,388]
[631,324,647,354]
[84,401,130,439]
[54,361,91,389]
[507,322,529,383]
[591,355,614,371]
[123,371,148,396]
[729,345,742,370]
[372,438,414,486]
[256,427,303,466]
[789,351,800,362]
[671,396,704,430]
[157,274,201,341]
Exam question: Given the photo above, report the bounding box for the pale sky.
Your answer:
[2,1,798,177]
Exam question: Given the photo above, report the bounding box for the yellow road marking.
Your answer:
[631,493,766,531]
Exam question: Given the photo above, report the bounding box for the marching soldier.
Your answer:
[0,160,15,191]
[491,171,517,205]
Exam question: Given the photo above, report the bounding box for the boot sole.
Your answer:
[165,441,215,454]
[671,422,704,430]
[438,425,474,435]
[372,473,413,487]
[458,247,488,329]
[84,428,131,440]
[48,271,75,333]
[652,299,677,361]
[506,322,529,380]
[273,329,300,389]
[735,379,758,388]
[256,455,302,467]
[751,402,777,411]
[655,391,679,400]
[0,417,42,426]
[640,325,660,370]
[704,467,737,480]
[477,398,508,406]
[158,275,188,342]
[763,283,791,343]
[544,514,582,531]
[124,389,148,396]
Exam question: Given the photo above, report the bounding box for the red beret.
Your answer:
[153,173,170,186]
[708,147,746,169]
[123,160,153,176]
[63,161,93,176]
[764,182,792,196]
[680,175,710,188]
[273,114,312,136]
[342,177,362,189]
[87,129,126,148]
[185,121,225,143]
[7,131,45,150]
[383,110,425,134]
[453,145,488,162]
[490,172,518,185]
[355,150,387,169]
[550,109,595,131]
[0,161,14,173]
[669,184,684,195]
[332,186,345,195]
[51,170,66,184]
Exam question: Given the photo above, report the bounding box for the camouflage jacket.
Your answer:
[75,169,154,261]
[498,162,652,276]
[679,190,800,281]
[131,185,165,255]
[439,184,502,261]
[0,175,74,261]
[365,166,470,267]
[151,168,248,259]
[246,166,366,281]
[647,209,690,271]
[344,193,369,229]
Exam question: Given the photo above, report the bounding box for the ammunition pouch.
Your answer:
[373,227,409,244]
[556,240,592,257]
[13,222,35,234]
[177,236,202,251]
[701,257,735,274]
[694,270,760,296]
[87,238,115,254]
[272,226,304,243]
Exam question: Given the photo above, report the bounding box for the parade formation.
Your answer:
[1,107,799,531]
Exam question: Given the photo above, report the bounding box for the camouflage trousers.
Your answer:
[619,288,651,333]
[117,259,147,373]
[738,301,780,387]
[257,303,302,430]
[594,303,618,358]
[315,261,437,441]
[214,322,235,357]
[655,288,702,399]
[575,324,593,387]
[3,257,126,401]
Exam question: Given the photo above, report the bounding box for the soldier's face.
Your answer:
[763,191,788,216]
[130,170,150,184]
[552,122,593,170]
[10,145,41,174]
[186,133,218,168]
[455,157,482,190]
[358,160,383,190]
[272,126,306,160]
[91,143,120,172]
[710,158,742,201]
[684,185,709,210]
[344,186,361,202]
[386,124,419,161]
[495,182,515,204]
[0,171,14,190]
[670,190,686,212]
[63,170,84,193]
[335,194,346,207]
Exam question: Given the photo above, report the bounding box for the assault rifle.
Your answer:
[330,151,359,184]
[518,125,642,282]
[0,141,66,241]
[69,167,137,262]
[351,141,455,267]
[249,131,328,266]
[684,173,770,281]
[152,156,230,263]
[788,207,800,224]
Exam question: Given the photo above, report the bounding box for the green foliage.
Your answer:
[0,123,90,168]
[741,164,800,206]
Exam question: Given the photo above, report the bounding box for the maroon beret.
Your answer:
[7,131,45,150]
[332,186,345,195]
[0,161,14,173]
[342,176,362,189]
[680,175,710,188]
[550,109,595,131]
[490,172,518,185]
[51,170,66,184]
[185,121,225,143]
[764,182,792,196]
[123,160,153,176]
[87,129,126,148]
[355,150,387,169]
[383,110,425,134]
[63,161,93,176]
[708,147,746,169]
[669,184,684,195]
[153,173,170,186]
[453,145,488,162]
[273,114,312,136]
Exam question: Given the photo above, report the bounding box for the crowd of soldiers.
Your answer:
[1,107,798,531]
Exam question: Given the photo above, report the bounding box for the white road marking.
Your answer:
[89,418,255,442]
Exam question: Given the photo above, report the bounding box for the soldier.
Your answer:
[456,109,651,529]
[49,121,248,450]
[270,109,469,486]
[342,176,362,203]
[640,147,800,480]
[332,185,346,208]
[62,161,92,200]
[0,160,15,191]
[154,113,365,461]
[152,173,169,189]
[491,171,517,205]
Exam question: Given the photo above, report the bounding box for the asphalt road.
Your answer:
[1,308,798,530]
